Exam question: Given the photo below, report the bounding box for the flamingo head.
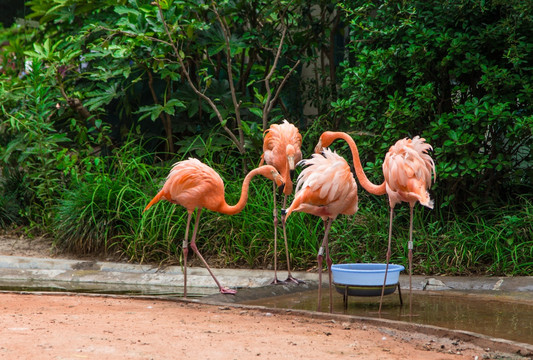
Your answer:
[314,131,336,154]
[271,168,285,192]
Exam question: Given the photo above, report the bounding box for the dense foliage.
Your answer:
[0,0,531,275]
[335,0,533,209]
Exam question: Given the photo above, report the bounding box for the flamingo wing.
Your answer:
[289,149,358,219]
[161,158,225,212]
[279,120,303,164]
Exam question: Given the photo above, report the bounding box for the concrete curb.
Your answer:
[1,255,531,295]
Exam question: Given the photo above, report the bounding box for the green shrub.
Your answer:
[52,136,158,254]
[335,0,533,209]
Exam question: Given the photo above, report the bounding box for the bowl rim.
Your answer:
[331,263,405,273]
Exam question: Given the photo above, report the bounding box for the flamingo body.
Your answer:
[382,137,435,209]
[261,119,302,195]
[152,159,224,212]
[287,149,358,220]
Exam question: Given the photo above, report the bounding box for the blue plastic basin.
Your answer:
[331,263,405,297]
[331,263,405,286]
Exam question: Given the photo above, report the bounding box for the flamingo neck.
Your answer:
[334,132,386,196]
[218,167,264,215]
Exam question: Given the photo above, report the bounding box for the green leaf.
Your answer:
[248,108,263,118]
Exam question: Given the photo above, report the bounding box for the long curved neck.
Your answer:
[282,155,293,195]
[334,132,386,196]
[218,167,265,215]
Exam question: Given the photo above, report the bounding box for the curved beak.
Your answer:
[314,138,323,154]
[274,173,285,192]
[288,156,296,180]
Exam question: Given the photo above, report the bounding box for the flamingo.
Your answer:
[315,132,435,314]
[143,158,284,297]
[259,120,303,284]
[281,148,358,312]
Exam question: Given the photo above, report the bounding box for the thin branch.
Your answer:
[261,23,300,129]
[265,59,301,117]
[96,26,174,49]
[213,5,245,150]
[146,67,174,154]
[56,69,92,123]
[152,0,244,154]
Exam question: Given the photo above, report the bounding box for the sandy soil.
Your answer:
[0,234,523,359]
[1,292,499,360]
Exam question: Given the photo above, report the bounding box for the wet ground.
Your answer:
[242,288,533,345]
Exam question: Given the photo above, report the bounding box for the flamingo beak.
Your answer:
[274,173,285,192]
[314,139,323,154]
[288,156,295,178]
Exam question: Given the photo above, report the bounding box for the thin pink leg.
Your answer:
[325,231,333,314]
[190,209,236,295]
[379,206,394,314]
[282,194,303,284]
[317,218,333,312]
[271,182,281,284]
[182,212,193,298]
[408,204,415,316]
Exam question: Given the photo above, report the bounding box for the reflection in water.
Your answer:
[243,289,533,345]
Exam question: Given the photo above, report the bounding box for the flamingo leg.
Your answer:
[325,227,333,314]
[317,218,333,312]
[182,212,193,298]
[271,182,281,284]
[282,194,303,284]
[408,204,415,315]
[379,206,394,314]
[189,208,237,295]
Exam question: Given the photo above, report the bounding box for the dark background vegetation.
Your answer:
[1,0,531,275]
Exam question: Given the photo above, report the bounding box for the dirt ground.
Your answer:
[0,234,525,359]
[0,293,501,360]
[0,233,123,262]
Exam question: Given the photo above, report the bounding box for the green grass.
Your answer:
[47,138,532,276]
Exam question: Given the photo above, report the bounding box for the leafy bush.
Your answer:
[0,60,73,225]
[335,0,533,208]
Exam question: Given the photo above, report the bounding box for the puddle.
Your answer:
[242,289,533,345]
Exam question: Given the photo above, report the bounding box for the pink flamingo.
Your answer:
[144,158,284,297]
[260,120,303,284]
[282,148,358,312]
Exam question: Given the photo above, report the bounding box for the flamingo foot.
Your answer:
[219,287,237,295]
[284,275,305,284]
[270,277,283,285]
